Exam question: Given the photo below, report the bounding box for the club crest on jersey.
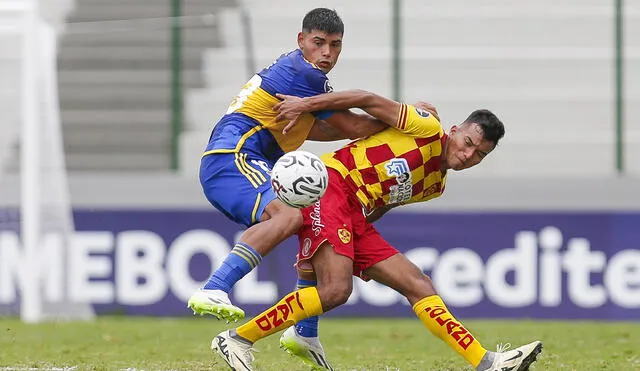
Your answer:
[385,159,409,177]
[415,107,431,118]
[324,80,334,93]
[385,158,413,204]
[337,228,351,244]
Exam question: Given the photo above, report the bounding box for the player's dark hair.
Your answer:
[302,8,344,35]
[463,109,505,145]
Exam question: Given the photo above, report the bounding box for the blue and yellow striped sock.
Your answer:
[203,242,262,293]
[294,279,319,337]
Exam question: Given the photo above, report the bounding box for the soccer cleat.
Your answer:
[187,289,245,322]
[487,341,543,371]
[212,330,255,371]
[279,327,333,370]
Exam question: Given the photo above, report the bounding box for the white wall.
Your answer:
[39,0,75,33]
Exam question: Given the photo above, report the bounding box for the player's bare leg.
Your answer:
[242,199,303,255]
[188,199,302,321]
[365,254,543,371]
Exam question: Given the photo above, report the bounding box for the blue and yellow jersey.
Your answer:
[203,49,334,161]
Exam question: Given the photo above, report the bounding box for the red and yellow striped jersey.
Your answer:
[322,104,448,211]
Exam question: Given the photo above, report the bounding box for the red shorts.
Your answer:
[296,169,399,280]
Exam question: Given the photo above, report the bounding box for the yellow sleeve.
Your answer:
[395,104,442,137]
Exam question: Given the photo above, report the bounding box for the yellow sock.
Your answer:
[236,287,324,343]
[413,295,487,367]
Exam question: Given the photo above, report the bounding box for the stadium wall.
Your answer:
[1,206,638,320]
[1,175,639,319]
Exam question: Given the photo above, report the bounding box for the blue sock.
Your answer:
[294,279,319,338]
[203,242,262,293]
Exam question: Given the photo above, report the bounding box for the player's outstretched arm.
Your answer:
[319,111,388,139]
[312,101,440,140]
[307,113,387,141]
[275,90,400,128]
[275,90,440,135]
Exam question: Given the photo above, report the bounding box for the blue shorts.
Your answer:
[200,152,278,227]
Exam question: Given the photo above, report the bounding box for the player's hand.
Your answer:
[413,101,440,122]
[274,93,307,134]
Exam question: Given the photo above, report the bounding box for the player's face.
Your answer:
[444,123,495,171]
[297,30,343,73]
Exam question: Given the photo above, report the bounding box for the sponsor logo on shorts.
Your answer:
[310,201,324,236]
[301,238,312,257]
[338,228,351,244]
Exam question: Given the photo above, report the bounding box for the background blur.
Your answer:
[1,0,639,321]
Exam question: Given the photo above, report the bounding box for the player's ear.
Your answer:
[449,125,458,134]
[297,32,305,48]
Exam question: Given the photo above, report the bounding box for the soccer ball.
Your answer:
[271,151,329,208]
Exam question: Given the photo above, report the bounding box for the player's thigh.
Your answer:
[363,252,437,306]
[200,152,276,226]
[351,219,399,279]
[310,241,354,310]
[262,196,302,224]
[295,173,357,308]
[296,169,359,267]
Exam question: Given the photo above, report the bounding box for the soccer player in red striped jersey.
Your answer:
[211,90,543,371]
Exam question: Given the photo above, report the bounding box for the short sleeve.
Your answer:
[395,104,442,137]
[293,68,334,120]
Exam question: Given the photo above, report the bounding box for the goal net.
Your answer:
[0,0,94,322]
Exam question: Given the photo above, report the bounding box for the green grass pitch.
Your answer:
[1,316,639,370]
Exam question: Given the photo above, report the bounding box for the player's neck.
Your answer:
[440,134,450,173]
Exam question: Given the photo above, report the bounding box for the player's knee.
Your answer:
[281,207,303,232]
[290,210,304,231]
[269,203,303,231]
[405,274,437,304]
[319,281,352,311]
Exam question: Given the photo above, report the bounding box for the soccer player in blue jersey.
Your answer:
[187,8,397,369]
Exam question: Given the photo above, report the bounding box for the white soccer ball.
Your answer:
[270,150,329,208]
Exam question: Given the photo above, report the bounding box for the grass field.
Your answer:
[1,316,639,370]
